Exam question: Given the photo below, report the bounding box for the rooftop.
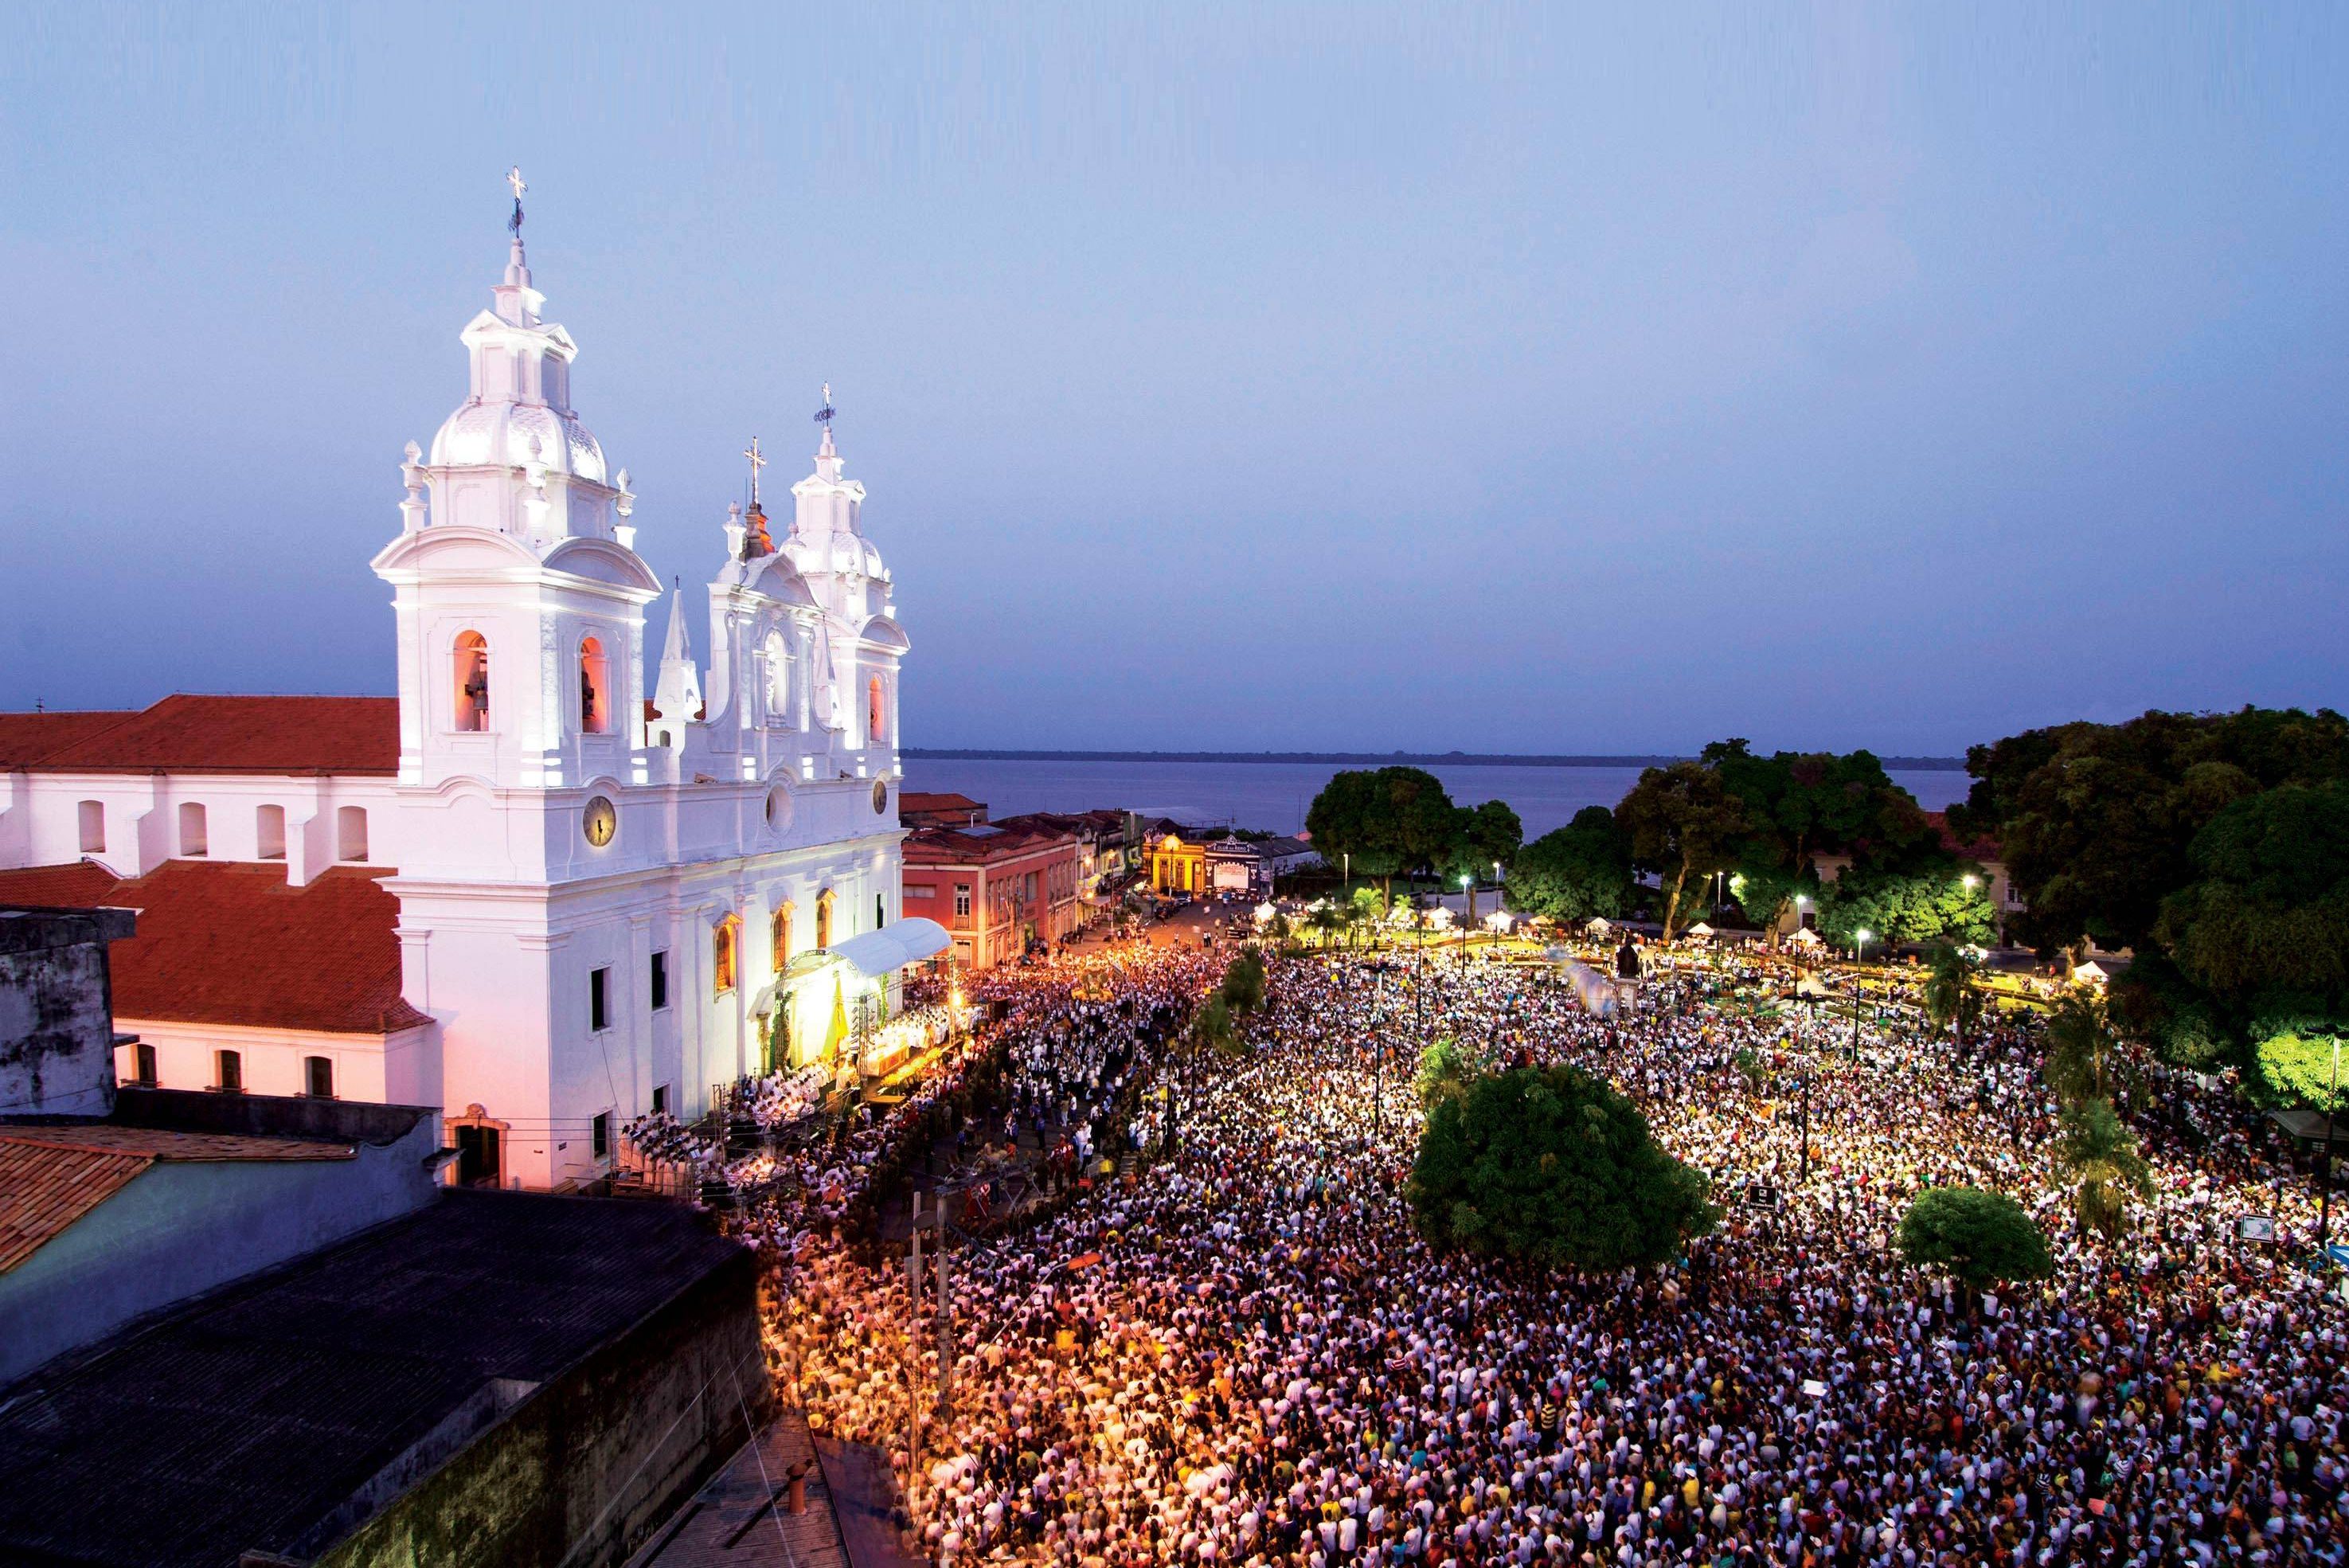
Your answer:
[0,694,398,776]
[0,1124,355,1273]
[0,861,427,1035]
[0,1189,748,1567]
[901,822,1077,866]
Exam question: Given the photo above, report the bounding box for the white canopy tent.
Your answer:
[1788,927,1824,948]
[1687,922,1715,939]
[828,917,952,980]
[1586,917,1613,936]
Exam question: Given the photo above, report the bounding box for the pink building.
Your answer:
[901,823,1081,971]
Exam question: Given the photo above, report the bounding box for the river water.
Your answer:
[900,757,1971,840]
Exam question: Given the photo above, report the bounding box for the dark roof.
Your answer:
[0,1190,748,1568]
[0,695,398,776]
[0,862,428,1035]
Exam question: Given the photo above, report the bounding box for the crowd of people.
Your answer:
[729,937,2348,1567]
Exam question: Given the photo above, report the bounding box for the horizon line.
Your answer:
[902,748,1969,770]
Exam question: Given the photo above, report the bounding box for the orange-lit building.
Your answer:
[1147,831,1206,895]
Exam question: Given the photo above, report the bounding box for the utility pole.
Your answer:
[907,1191,925,1498]
[2321,1036,2342,1251]
[934,1203,954,1417]
[1797,1070,1812,1186]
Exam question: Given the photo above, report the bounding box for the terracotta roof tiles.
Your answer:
[0,861,428,1035]
[0,694,398,776]
[0,1140,150,1272]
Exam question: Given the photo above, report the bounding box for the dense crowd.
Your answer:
[736,940,2348,1566]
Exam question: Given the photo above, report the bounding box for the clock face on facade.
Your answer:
[582,795,617,847]
[873,780,889,815]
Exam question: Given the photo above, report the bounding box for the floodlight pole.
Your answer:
[1798,1069,1812,1186]
[2321,1036,2341,1252]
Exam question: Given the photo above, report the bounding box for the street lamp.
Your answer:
[1460,873,1474,954]
[2321,1034,2343,1251]
[1855,928,1872,966]
[1797,1067,1813,1185]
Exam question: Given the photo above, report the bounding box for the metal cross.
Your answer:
[506,166,526,201]
[743,436,767,503]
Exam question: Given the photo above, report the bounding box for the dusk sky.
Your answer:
[4,6,2343,757]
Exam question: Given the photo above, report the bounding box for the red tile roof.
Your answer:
[0,1125,354,1161]
[901,823,1078,867]
[0,1140,150,1272]
[0,712,143,770]
[0,861,428,1035]
[0,1127,354,1273]
[1923,811,2002,862]
[0,694,398,776]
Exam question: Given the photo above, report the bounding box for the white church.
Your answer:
[0,189,936,1190]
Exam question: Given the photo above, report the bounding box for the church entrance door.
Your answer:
[455,1124,502,1187]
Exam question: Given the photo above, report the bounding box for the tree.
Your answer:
[1507,807,1636,922]
[1704,741,1940,929]
[1220,949,1267,1016]
[1617,762,1749,940]
[1303,770,1389,887]
[2249,1026,2348,1114]
[1304,767,1461,897]
[1415,1037,1479,1110]
[2155,779,2349,1004]
[2044,988,2133,1111]
[1443,800,1525,885]
[1191,995,1238,1055]
[1950,706,2349,957]
[1405,1063,1718,1270]
[1895,1187,2054,1291]
[2051,1097,2154,1239]
[1812,864,1997,948]
[1922,943,1989,1056]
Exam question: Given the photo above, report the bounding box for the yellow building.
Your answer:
[1149,833,1206,894]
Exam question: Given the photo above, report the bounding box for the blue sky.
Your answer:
[3,5,2343,754]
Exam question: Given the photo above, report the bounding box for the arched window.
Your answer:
[453,632,491,731]
[579,636,610,734]
[256,804,286,860]
[713,914,740,995]
[178,802,208,857]
[337,806,369,862]
[867,676,888,744]
[77,800,105,854]
[772,901,796,974]
[815,890,835,951]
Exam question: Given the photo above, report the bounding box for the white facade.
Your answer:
[0,217,912,1191]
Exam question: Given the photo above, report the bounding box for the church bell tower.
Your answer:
[371,170,662,802]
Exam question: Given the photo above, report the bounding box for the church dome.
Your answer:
[428,400,608,486]
[787,530,889,582]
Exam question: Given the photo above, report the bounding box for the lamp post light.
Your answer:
[1460,873,1475,955]
[1855,928,1872,966]
[1796,1066,1813,1186]
[2321,1034,2343,1252]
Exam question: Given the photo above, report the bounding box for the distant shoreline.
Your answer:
[905,749,1969,771]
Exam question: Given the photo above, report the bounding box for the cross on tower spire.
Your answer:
[506,166,526,237]
[743,436,768,506]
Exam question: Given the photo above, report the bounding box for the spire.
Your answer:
[813,384,842,481]
[654,585,702,725]
[493,166,542,327]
